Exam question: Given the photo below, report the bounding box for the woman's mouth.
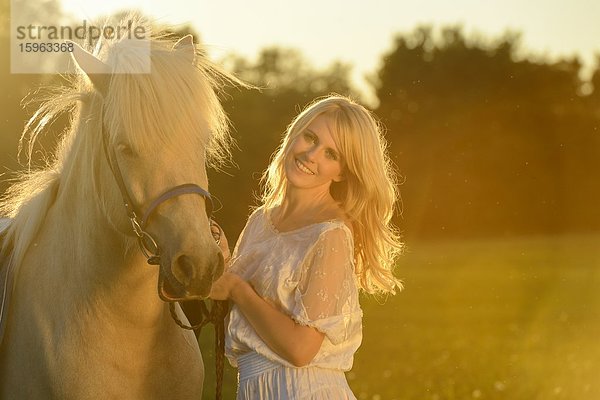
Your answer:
[295,159,315,175]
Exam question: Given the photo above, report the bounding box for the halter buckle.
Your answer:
[130,214,144,238]
[129,215,160,262]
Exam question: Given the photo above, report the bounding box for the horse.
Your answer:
[0,17,234,399]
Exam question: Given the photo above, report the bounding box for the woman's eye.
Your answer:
[303,132,315,143]
[326,149,338,160]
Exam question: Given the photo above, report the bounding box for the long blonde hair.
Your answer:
[262,95,403,294]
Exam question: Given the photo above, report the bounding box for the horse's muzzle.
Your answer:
[158,250,223,302]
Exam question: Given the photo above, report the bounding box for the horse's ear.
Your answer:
[173,35,195,63]
[69,41,111,94]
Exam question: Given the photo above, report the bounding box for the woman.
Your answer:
[210,95,403,399]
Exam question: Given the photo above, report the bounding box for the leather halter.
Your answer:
[100,113,213,265]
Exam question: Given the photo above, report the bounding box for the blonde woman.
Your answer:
[210,95,403,399]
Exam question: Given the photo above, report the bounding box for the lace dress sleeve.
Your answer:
[291,226,362,345]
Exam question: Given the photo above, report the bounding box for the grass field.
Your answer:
[199,234,600,399]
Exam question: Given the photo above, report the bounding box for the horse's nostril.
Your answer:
[173,254,196,286]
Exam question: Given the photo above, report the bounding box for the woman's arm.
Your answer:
[210,272,325,367]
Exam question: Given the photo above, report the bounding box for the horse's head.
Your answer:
[71,31,231,301]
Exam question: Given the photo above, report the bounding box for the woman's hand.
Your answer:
[209,271,247,301]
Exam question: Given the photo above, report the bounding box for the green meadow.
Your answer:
[199,234,600,399]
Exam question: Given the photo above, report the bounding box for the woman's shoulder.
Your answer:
[320,206,353,240]
[317,219,353,247]
[234,206,270,246]
[243,205,269,228]
[248,204,266,218]
[324,203,353,235]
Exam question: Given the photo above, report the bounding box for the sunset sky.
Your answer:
[58,0,600,100]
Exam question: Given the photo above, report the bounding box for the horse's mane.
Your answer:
[0,14,238,272]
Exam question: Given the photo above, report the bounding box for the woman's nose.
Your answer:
[305,145,318,162]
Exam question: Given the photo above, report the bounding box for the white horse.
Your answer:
[0,17,234,399]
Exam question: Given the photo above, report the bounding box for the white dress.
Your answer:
[225,206,362,400]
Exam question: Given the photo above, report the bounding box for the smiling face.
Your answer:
[284,114,344,191]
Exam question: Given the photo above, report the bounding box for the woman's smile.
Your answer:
[295,158,315,175]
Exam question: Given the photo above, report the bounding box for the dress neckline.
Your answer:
[264,206,343,236]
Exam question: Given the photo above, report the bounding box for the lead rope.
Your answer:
[169,300,228,400]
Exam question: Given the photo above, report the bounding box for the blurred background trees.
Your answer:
[1,5,599,243]
[374,26,600,240]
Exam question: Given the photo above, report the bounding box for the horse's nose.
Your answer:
[172,254,197,286]
[171,248,223,295]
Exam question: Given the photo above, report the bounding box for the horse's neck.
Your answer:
[30,196,167,329]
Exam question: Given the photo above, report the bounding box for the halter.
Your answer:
[100,115,214,265]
